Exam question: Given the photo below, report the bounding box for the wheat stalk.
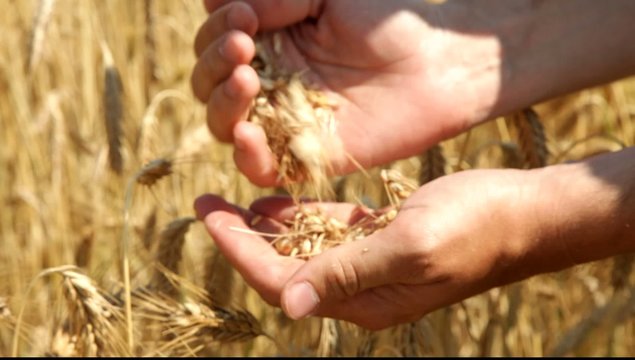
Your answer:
[27,0,57,74]
[316,318,341,357]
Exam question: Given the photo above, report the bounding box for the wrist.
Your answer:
[523,148,635,276]
[497,0,635,117]
[435,0,635,126]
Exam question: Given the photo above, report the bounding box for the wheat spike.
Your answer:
[45,327,79,357]
[134,276,264,356]
[418,144,446,185]
[151,217,196,297]
[204,248,235,308]
[135,158,173,187]
[101,41,124,175]
[74,229,94,269]
[509,108,549,168]
[140,208,158,252]
[144,0,157,103]
[500,142,524,169]
[58,269,128,357]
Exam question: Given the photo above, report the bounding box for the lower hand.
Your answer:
[194,168,549,329]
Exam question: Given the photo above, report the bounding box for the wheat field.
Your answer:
[1,0,634,356]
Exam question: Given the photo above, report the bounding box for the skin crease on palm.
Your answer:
[192,0,635,330]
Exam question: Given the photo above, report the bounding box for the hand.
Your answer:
[194,169,552,329]
[194,148,635,329]
[191,0,508,186]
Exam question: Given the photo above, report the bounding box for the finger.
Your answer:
[195,193,289,240]
[191,30,255,103]
[250,196,372,224]
[206,64,260,142]
[232,121,280,187]
[279,226,406,320]
[310,284,425,330]
[204,0,323,30]
[194,2,258,57]
[194,194,303,304]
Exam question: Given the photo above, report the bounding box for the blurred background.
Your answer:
[0,0,633,356]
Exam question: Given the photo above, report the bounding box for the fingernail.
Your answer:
[283,282,320,320]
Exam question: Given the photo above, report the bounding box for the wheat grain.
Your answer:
[250,32,340,199]
[252,170,416,259]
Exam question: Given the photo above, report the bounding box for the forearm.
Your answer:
[499,0,635,117]
[528,147,635,276]
[427,0,635,126]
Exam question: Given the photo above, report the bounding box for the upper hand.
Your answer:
[191,0,504,186]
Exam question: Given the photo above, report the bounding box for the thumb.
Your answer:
[280,229,402,320]
[205,0,324,30]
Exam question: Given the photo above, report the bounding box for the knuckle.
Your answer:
[191,69,209,103]
[324,256,362,299]
[206,104,233,143]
